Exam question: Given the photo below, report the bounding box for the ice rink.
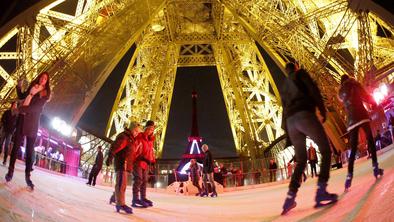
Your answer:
[1,146,393,222]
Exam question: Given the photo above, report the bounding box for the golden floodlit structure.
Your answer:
[0,0,393,159]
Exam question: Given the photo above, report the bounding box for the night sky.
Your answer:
[79,48,238,159]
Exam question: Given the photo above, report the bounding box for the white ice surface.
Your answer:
[1,146,393,222]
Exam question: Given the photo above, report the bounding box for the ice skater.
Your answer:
[106,122,142,214]
[0,101,17,165]
[187,159,203,196]
[280,63,337,215]
[5,72,50,191]
[338,74,384,191]
[132,120,156,208]
[307,143,318,178]
[201,144,217,197]
[86,146,104,186]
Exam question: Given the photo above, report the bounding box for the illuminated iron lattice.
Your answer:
[1,0,393,159]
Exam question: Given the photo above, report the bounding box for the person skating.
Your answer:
[280,63,337,215]
[201,144,217,197]
[106,122,142,214]
[86,146,104,186]
[132,120,156,208]
[308,143,318,178]
[338,74,384,191]
[5,72,51,191]
[268,159,278,182]
[187,159,203,196]
[0,101,17,165]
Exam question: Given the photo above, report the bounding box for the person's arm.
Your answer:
[110,135,128,155]
[18,97,47,114]
[298,70,327,119]
[355,81,377,106]
[16,85,30,100]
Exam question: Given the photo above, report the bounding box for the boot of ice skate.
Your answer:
[5,171,13,182]
[116,205,133,214]
[25,175,35,191]
[373,163,384,179]
[109,193,116,205]
[344,173,353,191]
[281,190,297,215]
[132,199,149,208]
[142,198,153,207]
[314,182,337,208]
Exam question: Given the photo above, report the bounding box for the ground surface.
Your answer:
[0,146,393,222]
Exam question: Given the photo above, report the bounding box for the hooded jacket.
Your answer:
[134,132,155,170]
[108,130,137,172]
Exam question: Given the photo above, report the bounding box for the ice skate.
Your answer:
[116,205,133,214]
[344,173,352,191]
[132,199,149,208]
[373,163,384,179]
[5,173,12,182]
[142,198,153,207]
[109,193,116,205]
[281,191,297,215]
[210,191,218,197]
[314,183,337,208]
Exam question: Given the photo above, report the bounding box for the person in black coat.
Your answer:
[0,101,17,165]
[201,144,217,197]
[280,63,336,214]
[338,74,384,190]
[86,146,104,186]
[5,72,50,190]
[268,159,278,182]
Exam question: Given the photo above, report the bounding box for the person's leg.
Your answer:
[3,133,12,164]
[362,123,383,177]
[115,170,126,206]
[132,166,148,207]
[141,168,153,206]
[347,127,360,180]
[87,167,94,185]
[0,134,5,154]
[201,173,208,196]
[6,117,23,180]
[92,167,99,186]
[208,173,217,196]
[25,136,36,188]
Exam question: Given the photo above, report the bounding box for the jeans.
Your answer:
[1,133,13,164]
[115,170,128,206]
[348,122,377,174]
[203,172,216,193]
[286,111,331,193]
[133,166,148,200]
[8,116,37,179]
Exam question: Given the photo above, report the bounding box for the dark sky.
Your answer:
[79,55,238,159]
[162,66,237,159]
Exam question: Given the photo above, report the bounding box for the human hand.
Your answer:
[30,84,44,95]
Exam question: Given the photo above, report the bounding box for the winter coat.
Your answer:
[17,86,48,138]
[94,151,104,171]
[338,78,376,128]
[203,150,214,174]
[187,163,201,181]
[134,133,155,170]
[108,130,137,172]
[281,69,326,124]
[1,109,17,134]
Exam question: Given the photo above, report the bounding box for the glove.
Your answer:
[106,156,113,166]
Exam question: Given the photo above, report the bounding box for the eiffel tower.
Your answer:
[0,0,393,160]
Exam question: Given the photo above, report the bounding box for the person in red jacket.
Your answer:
[106,121,141,214]
[132,120,156,208]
